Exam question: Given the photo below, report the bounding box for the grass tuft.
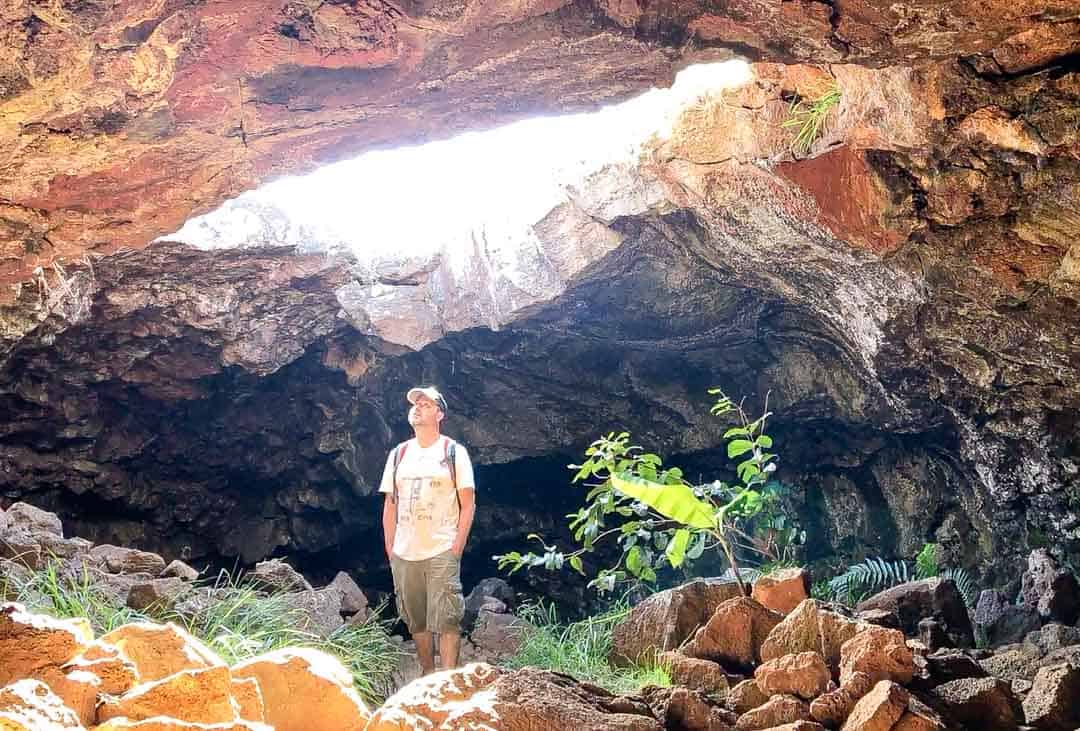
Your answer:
[506,599,671,695]
[782,83,841,155]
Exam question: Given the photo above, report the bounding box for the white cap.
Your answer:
[406,386,447,413]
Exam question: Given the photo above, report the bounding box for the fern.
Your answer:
[826,557,911,605]
[941,567,978,609]
[915,543,939,580]
[781,83,841,155]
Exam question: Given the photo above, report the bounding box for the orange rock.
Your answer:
[958,108,1046,156]
[0,603,92,685]
[27,665,101,727]
[809,670,873,726]
[0,679,85,730]
[97,666,238,725]
[658,651,730,696]
[752,568,811,615]
[761,599,870,675]
[754,651,830,700]
[840,680,909,731]
[94,719,271,730]
[231,676,265,723]
[232,647,371,731]
[839,626,914,686]
[682,597,783,669]
[735,694,811,730]
[366,662,502,730]
[99,622,225,683]
[893,708,946,731]
[63,652,139,696]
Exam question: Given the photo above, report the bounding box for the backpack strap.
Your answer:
[391,441,409,505]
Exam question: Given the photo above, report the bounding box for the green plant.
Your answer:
[915,542,939,580]
[496,389,801,596]
[170,570,403,706]
[940,567,979,609]
[506,599,672,694]
[826,557,912,605]
[14,561,149,634]
[781,82,841,155]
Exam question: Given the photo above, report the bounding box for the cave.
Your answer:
[1,1,1079,617]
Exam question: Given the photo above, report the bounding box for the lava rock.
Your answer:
[931,676,1023,731]
[856,578,974,648]
[975,589,1042,648]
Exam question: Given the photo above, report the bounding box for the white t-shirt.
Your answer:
[379,436,476,561]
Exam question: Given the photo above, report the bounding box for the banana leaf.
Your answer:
[611,473,716,530]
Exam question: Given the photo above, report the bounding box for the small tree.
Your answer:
[495,389,800,596]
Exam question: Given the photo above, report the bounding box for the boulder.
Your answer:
[752,568,811,615]
[0,502,63,536]
[761,599,870,675]
[856,578,974,648]
[754,651,830,700]
[839,625,915,685]
[97,666,237,725]
[917,649,988,688]
[126,576,189,612]
[1023,623,1080,655]
[810,670,873,726]
[282,585,345,638]
[682,597,783,671]
[368,663,662,730]
[469,609,530,662]
[974,589,1041,648]
[161,559,200,582]
[839,680,908,731]
[89,545,167,575]
[0,602,92,685]
[232,647,371,731]
[0,679,84,730]
[1020,549,1080,625]
[659,651,731,696]
[641,685,738,730]
[735,694,811,730]
[249,559,312,593]
[1022,661,1080,730]
[27,665,100,727]
[327,571,369,617]
[64,648,139,695]
[728,679,770,715]
[763,723,826,731]
[892,699,947,731]
[100,622,225,682]
[231,675,266,723]
[931,676,1022,731]
[610,579,742,666]
[463,577,516,631]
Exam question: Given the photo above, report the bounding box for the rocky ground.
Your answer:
[4,499,1080,729]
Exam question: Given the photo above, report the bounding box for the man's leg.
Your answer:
[438,630,461,670]
[414,631,437,675]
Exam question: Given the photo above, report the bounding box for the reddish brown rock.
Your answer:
[729,679,771,715]
[754,651,831,700]
[96,666,238,725]
[0,603,92,685]
[839,626,915,686]
[642,685,738,730]
[810,671,874,726]
[231,676,266,724]
[27,666,101,727]
[1022,661,1080,731]
[65,641,139,695]
[659,651,731,696]
[683,597,784,671]
[840,680,909,731]
[761,599,869,675]
[0,679,84,730]
[611,579,742,666]
[735,694,811,731]
[99,622,225,683]
[752,568,811,616]
[233,647,371,731]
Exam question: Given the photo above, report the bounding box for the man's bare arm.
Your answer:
[452,488,475,557]
[382,493,397,559]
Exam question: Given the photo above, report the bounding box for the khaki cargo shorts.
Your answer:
[389,550,465,635]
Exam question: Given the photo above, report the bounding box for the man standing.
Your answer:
[380,385,476,674]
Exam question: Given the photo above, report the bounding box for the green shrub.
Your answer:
[496,389,803,597]
[506,599,671,695]
[12,561,148,634]
[822,544,980,608]
[782,83,841,155]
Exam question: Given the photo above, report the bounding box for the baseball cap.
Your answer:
[406,386,447,413]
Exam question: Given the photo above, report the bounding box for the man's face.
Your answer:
[408,395,443,428]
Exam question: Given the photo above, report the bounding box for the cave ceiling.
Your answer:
[1,0,1079,598]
